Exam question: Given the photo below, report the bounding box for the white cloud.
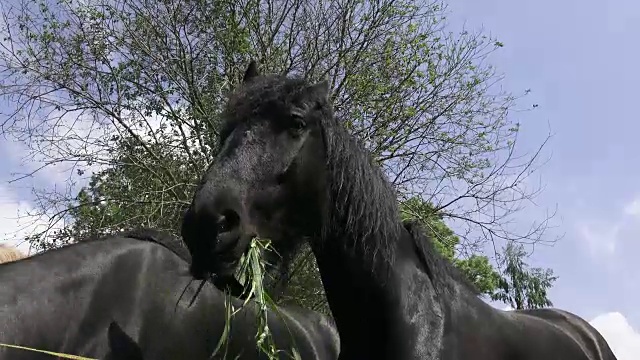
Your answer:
[0,105,172,257]
[624,197,640,217]
[0,109,112,193]
[0,184,59,256]
[577,196,640,259]
[1,104,177,194]
[577,222,619,257]
[589,312,640,360]
[0,139,72,187]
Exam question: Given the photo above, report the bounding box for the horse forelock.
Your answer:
[220,75,308,144]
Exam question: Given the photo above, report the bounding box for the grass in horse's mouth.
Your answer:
[212,237,302,360]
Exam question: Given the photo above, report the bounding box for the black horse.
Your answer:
[181,61,618,360]
[0,230,339,359]
[104,321,143,360]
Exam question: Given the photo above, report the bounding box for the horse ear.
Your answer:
[305,79,330,102]
[107,321,144,360]
[242,60,260,83]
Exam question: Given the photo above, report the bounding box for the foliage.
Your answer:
[401,196,556,309]
[491,242,557,309]
[71,136,194,237]
[400,197,502,296]
[0,0,555,311]
[273,243,331,315]
[216,237,285,360]
[0,0,552,249]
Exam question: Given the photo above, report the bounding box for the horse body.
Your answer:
[500,308,614,359]
[434,287,612,359]
[181,61,616,359]
[0,234,339,359]
[313,219,613,360]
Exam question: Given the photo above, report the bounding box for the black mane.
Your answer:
[308,80,481,295]
[320,105,480,296]
[403,220,480,296]
[67,228,188,262]
[118,228,190,262]
[319,103,402,266]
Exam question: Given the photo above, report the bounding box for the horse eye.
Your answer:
[290,115,306,131]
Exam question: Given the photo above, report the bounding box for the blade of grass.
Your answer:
[211,237,302,360]
[0,344,97,359]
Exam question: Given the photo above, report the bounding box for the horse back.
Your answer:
[114,228,191,262]
[0,236,339,360]
[0,237,189,359]
[509,308,617,360]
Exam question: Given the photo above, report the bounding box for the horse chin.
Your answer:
[187,245,237,280]
[188,252,215,279]
[188,262,210,280]
[211,258,240,278]
[189,257,238,280]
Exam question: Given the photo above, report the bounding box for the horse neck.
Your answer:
[316,130,448,358]
[312,227,445,360]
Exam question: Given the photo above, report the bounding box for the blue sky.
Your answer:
[1,0,639,358]
[444,0,640,356]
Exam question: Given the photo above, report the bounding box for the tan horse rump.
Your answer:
[0,244,27,263]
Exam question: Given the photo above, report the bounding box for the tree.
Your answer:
[0,0,556,310]
[274,244,331,315]
[400,196,502,296]
[401,197,557,309]
[0,0,552,249]
[491,242,557,310]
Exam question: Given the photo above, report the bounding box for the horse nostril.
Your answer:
[216,215,227,232]
[216,209,240,234]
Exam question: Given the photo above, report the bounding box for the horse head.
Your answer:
[181,60,334,280]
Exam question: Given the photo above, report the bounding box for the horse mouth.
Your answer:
[210,253,241,276]
[188,230,250,280]
[213,231,241,254]
[189,254,237,280]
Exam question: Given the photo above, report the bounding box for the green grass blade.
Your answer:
[0,344,97,359]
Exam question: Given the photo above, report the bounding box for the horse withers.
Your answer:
[181,60,617,360]
[0,231,339,360]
